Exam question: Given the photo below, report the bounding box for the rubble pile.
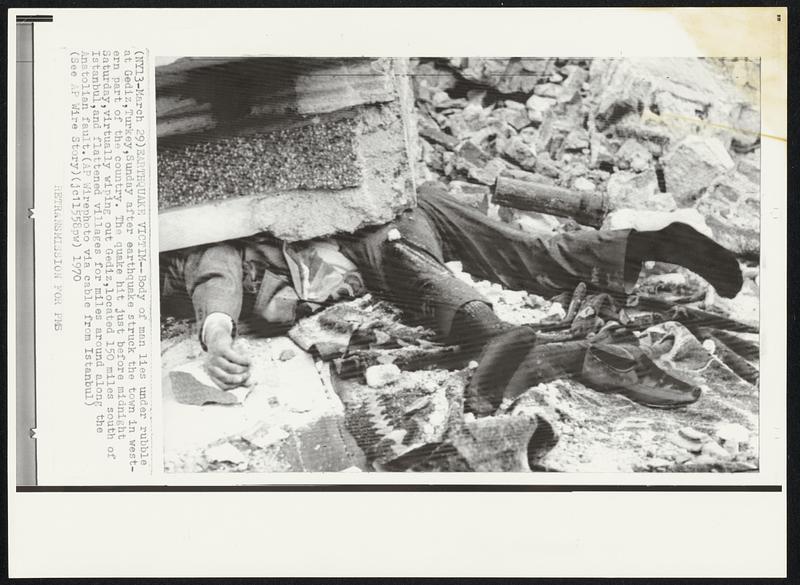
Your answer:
[410,57,760,256]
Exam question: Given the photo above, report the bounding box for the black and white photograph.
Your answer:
[9,6,790,579]
[157,55,762,474]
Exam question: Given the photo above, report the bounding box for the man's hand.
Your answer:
[204,321,252,390]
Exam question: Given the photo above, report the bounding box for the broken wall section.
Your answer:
[157,57,417,252]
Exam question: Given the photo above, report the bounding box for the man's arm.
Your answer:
[184,243,251,389]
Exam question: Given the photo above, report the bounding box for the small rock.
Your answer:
[615,138,652,172]
[205,442,247,465]
[387,228,402,241]
[534,83,562,99]
[662,135,735,205]
[572,177,595,192]
[278,349,296,361]
[736,154,760,184]
[678,426,710,442]
[365,364,401,388]
[606,171,675,211]
[589,132,615,169]
[563,128,590,151]
[668,432,703,453]
[526,95,556,124]
[243,425,290,450]
[503,136,537,171]
[715,422,751,451]
[701,440,733,461]
[447,181,491,211]
[492,106,531,131]
[468,360,479,370]
[556,66,588,104]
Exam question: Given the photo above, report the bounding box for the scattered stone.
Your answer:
[447,181,490,211]
[205,442,247,465]
[728,102,760,149]
[365,364,402,388]
[534,83,562,99]
[242,424,290,449]
[679,426,710,442]
[606,171,675,211]
[563,128,590,152]
[701,440,733,460]
[278,349,296,361]
[503,136,538,170]
[662,135,735,205]
[526,95,556,124]
[557,66,588,104]
[615,138,652,172]
[715,422,751,453]
[501,167,556,186]
[533,155,562,179]
[668,432,703,453]
[572,177,595,192]
[412,60,458,102]
[418,124,459,150]
[492,106,531,131]
[458,58,552,94]
[589,132,615,169]
[736,152,760,184]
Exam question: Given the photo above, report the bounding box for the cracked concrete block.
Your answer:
[157,57,417,251]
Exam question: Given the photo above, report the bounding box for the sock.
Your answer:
[450,301,516,351]
[626,223,743,298]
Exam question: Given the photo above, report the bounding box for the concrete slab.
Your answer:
[157,57,417,251]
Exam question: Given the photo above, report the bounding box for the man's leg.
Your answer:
[415,181,743,299]
[339,207,519,351]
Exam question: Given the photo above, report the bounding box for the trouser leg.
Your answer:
[339,208,507,345]
[415,181,634,297]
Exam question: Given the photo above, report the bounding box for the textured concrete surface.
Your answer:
[158,117,363,209]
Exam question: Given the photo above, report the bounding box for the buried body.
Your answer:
[160,181,748,470]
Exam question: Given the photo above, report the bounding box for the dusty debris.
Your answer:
[278,349,296,361]
[365,364,402,388]
[205,442,247,465]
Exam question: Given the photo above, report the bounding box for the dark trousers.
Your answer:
[337,182,633,339]
[160,182,634,339]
